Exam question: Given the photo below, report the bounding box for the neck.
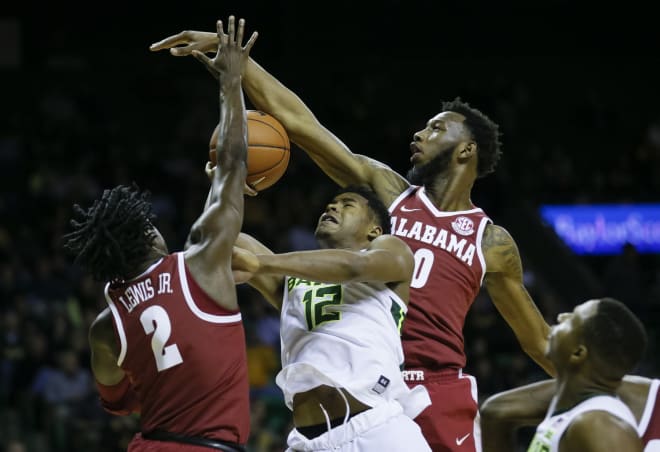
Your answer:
[127,249,166,280]
[317,237,369,251]
[554,373,620,413]
[423,167,475,211]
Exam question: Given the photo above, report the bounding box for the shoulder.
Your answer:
[482,223,522,273]
[562,410,641,451]
[368,234,413,258]
[619,375,654,419]
[482,223,516,249]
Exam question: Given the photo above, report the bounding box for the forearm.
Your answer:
[244,58,309,137]
[520,327,555,377]
[215,75,248,171]
[258,250,368,283]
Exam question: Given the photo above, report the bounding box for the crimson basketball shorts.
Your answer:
[404,368,481,452]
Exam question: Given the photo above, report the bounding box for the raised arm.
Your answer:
[243,59,409,205]
[480,379,555,452]
[183,18,257,309]
[149,28,410,206]
[482,224,555,376]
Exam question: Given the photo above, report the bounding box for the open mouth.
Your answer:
[320,214,338,224]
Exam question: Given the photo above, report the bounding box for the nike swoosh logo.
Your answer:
[455,433,471,446]
[400,206,421,212]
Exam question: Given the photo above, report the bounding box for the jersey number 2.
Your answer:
[140,305,183,371]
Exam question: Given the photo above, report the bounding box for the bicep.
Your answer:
[194,170,246,261]
[89,311,125,386]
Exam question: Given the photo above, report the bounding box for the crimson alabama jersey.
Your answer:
[389,186,491,370]
[640,379,660,450]
[105,252,249,444]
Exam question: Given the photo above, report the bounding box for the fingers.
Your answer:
[216,19,228,49]
[244,182,259,197]
[170,43,201,56]
[227,16,235,45]
[236,18,245,47]
[191,50,218,78]
[244,31,258,52]
[149,32,187,52]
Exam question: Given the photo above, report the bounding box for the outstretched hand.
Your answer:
[187,17,257,80]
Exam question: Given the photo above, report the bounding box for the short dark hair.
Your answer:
[63,184,157,283]
[442,97,502,178]
[334,185,391,235]
[582,297,647,380]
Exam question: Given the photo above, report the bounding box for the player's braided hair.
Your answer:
[335,185,391,235]
[63,183,157,283]
[442,97,503,178]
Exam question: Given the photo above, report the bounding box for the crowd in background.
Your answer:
[2,12,660,451]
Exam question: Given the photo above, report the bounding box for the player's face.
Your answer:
[406,111,474,185]
[315,193,375,246]
[150,226,168,254]
[546,299,599,367]
[409,111,470,166]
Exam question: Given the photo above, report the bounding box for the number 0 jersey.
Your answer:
[389,186,491,370]
[104,252,250,444]
[277,276,431,419]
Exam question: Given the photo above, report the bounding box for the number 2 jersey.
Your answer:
[104,252,250,444]
[389,186,492,370]
[277,276,431,418]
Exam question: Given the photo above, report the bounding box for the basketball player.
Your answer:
[63,17,257,451]
[231,185,432,451]
[481,297,647,451]
[480,374,660,451]
[150,27,555,451]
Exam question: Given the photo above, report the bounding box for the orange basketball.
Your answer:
[209,110,290,191]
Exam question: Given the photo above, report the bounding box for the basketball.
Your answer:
[209,110,290,191]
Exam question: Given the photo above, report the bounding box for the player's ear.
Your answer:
[569,344,588,365]
[458,141,476,161]
[367,224,383,241]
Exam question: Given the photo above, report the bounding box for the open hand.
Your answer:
[189,16,257,80]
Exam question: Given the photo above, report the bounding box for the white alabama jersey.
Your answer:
[277,276,430,419]
[527,395,638,452]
